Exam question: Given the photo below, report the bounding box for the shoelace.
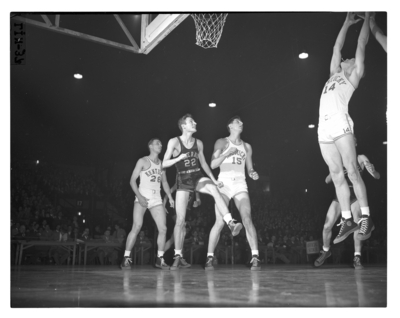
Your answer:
[336,218,347,235]
[357,218,368,234]
[206,257,213,265]
[180,258,188,265]
[250,257,260,265]
[125,257,132,264]
[354,256,362,265]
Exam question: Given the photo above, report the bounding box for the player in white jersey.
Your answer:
[120,138,174,270]
[205,116,261,271]
[318,12,374,244]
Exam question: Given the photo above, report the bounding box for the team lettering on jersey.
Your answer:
[325,75,347,86]
[145,168,162,178]
[226,149,246,165]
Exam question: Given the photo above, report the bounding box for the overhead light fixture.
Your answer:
[383,141,387,145]
[308,124,315,128]
[209,101,216,107]
[74,73,83,79]
[299,51,308,59]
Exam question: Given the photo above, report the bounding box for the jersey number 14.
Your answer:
[323,83,336,94]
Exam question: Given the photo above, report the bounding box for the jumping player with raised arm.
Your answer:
[205,116,261,271]
[162,113,243,270]
[315,137,380,269]
[120,138,174,270]
[317,12,373,244]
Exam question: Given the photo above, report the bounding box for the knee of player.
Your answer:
[175,217,186,227]
[158,226,167,235]
[346,168,360,182]
[323,222,334,232]
[330,170,345,183]
[205,183,219,196]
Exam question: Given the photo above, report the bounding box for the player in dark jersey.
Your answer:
[314,144,380,269]
[162,113,243,270]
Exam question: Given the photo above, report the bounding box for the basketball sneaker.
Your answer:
[250,255,261,271]
[353,255,364,270]
[120,256,132,270]
[314,250,332,267]
[155,256,170,270]
[179,257,191,268]
[333,218,359,244]
[228,219,243,236]
[357,215,375,241]
[205,256,214,271]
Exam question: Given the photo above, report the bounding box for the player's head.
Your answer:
[340,58,356,73]
[227,115,243,133]
[178,113,197,133]
[148,138,162,153]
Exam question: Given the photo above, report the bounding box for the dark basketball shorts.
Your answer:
[176,170,205,192]
[333,186,357,205]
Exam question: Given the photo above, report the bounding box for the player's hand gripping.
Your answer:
[168,195,175,209]
[249,169,259,180]
[178,152,189,161]
[138,195,149,208]
[345,12,362,26]
[225,147,238,158]
[214,180,224,188]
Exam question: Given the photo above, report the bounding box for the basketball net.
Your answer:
[191,14,228,49]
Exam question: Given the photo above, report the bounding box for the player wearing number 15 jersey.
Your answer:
[162,114,243,270]
[206,116,261,271]
[317,12,374,247]
[121,138,174,271]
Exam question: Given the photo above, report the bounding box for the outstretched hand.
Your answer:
[346,12,362,26]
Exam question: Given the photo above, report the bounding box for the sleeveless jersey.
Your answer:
[319,69,355,118]
[174,137,200,173]
[218,138,247,179]
[139,157,162,191]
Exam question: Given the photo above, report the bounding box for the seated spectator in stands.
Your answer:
[14,224,28,240]
[93,225,103,239]
[49,226,70,265]
[267,236,290,264]
[40,219,48,232]
[97,230,119,265]
[40,224,53,241]
[30,223,41,240]
[187,230,205,264]
[287,235,302,263]
[78,228,96,265]
[71,216,80,230]
[11,222,20,237]
[53,212,65,229]
[113,224,126,244]
[134,231,152,265]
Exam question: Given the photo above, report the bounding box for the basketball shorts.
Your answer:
[218,176,248,200]
[333,186,357,205]
[176,170,204,192]
[134,188,163,209]
[318,112,354,144]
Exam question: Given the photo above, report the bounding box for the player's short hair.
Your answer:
[178,113,193,132]
[148,138,161,150]
[227,115,242,133]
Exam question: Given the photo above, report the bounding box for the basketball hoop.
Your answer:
[191,14,228,49]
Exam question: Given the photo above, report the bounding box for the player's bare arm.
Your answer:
[161,170,174,208]
[330,12,361,76]
[244,143,259,180]
[197,139,222,187]
[358,154,380,179]
[350,12,370,88]
[210,138,236,169]
[162,138,189,168]
[130,157,149,207]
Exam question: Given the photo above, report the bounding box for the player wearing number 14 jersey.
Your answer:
[206,116,261,271]
[120,138,175,271]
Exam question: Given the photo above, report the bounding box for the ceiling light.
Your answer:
[308,124,315,128]
[299,52,308,59]
[74,73,83,79]
[383,141,387,145]
[209,101,216,107]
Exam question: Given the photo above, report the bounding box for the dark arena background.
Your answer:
[8,5,394,313]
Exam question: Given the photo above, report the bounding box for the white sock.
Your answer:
[157,251,164,258]
[354,252,361,257]
[323,246,330,252]
[342,211,351,219]
[207,253,214,257]
[124,250,131,257]
[223,213,233,224]
[174,249,182,257]
[360,207,370,217]
[251,250,259,256]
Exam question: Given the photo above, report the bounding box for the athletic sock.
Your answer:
[223,213,233,224]
[124,250,131,257]
[323,246,330,252]
[251,250,259,257]
[342,210,352,219]
[360,207,370,217]
[354,252,361,257]
[207,253,214,258]
[157,251,164,258]
[174,249,182,257]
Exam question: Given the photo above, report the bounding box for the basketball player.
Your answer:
[315,139,380,269]
[358,12,386,52]
[162,113,243,270]
[120,138,174,270]
[318,12,373,244]
[205,116,261,271]
[163,183,201,260]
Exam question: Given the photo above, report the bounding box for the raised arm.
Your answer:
[162,138,188,168]
[197,139,218,184]
[210,138,236,169]
[244,143,259,180]
[129,158,148,207]
[350,12,370,87]
[369,13,387,52]
[330,13,362,76]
